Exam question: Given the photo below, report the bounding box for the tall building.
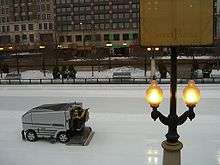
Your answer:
[216,0,220,40]
[0,0,55,47]
[0,0,139,49]
[55,0,139,48]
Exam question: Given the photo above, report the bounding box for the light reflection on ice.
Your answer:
[217,150,220,164]
[146,149,159,164]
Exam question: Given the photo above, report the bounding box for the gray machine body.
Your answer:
[22,102,84,139]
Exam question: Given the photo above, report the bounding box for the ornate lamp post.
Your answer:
[145,47,201,165]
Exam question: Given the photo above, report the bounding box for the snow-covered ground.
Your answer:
[0,67,160,79]
[0,84,220,165]
[2,67,220,80]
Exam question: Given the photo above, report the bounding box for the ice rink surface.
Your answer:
[0,84,220,165]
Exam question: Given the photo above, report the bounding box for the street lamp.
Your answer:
[80,22,85,57]
[39,45,46,77]
[106,43,113,69]
[145,47,201,165]
[8,46,13,50]
[0,48,4,78]
[183,80,201,108]
[145,80,164,109]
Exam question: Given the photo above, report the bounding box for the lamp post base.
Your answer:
[162,140,183,165]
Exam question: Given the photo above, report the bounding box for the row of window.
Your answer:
[0,16,9,23]
[1,32,138,44]
[57,12,139,22]
[0,0,9,5]
[0,25,10,33]
[14,0,51,4]
[14,13,52,22]
[57,22,139,31]
[14,4,51,13]
[58,33,138,43]
[0,23,53,32]
[14,34,35,43]
[0,7,9,15]
[56,0,110,4]
[57,4,139,13]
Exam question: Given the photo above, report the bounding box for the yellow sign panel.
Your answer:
[140,0,213,46]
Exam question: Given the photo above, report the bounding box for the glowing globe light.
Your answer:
[183,80,201,107]
[145,80,164,108]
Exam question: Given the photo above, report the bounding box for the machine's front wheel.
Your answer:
[26,130,38,142]
[57,132,70,143]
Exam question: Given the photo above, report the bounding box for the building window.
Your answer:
[95,34,101,41]
[66,36,72,42]
[75,35,82,42]
[105,23,110,29]
[39,23,42,30]
[113,34,120,41]
[2,26,5,32]
[125,13,129,19]
[132,22,137,28]
[21,24,26,31]
[6,26,10,32]
[28,24,33,30]
[14,25,19,31]
[49,23,53,29]
[123,34,129,41]
[44,23,48,30]
[86,24,91,30]
[113,23,117,29]
[100,23,104,29]
[22,34,27,42]
[104,34,110,41]
[15,35,20,43]
[133,33,138,40]
[59,36,65,43]
[124,23,130,29]
[84,35,91,41]
[29,34,34,43]
[119,23,124,28]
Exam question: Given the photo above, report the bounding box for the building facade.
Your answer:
[0,0,55,47]
[216,0,220,40]
[0,0,139,49]
[55,0,139,48]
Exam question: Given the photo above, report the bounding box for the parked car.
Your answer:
[5,73,21,80]
[113,71,131,79]
[21,102,93,145]
[112,71,131,83]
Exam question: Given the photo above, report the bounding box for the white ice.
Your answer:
[0,84,220,165]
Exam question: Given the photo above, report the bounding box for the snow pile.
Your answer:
[77,66,163,78]
[21,70,53,79]
[211,69,220,77]
[77,66,147,78]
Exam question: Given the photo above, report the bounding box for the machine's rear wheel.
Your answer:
[26,130,38,142]
[57,132,69,143]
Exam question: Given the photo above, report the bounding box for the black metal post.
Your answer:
[144,54,147,77]
[109,48,112,69]
[92,66,94,77]
[166,47,179,143]
[40,49,46,77]
[170,47,177,115]
[16,52,20,74]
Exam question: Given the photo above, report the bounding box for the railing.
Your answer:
[0,77,220,85]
